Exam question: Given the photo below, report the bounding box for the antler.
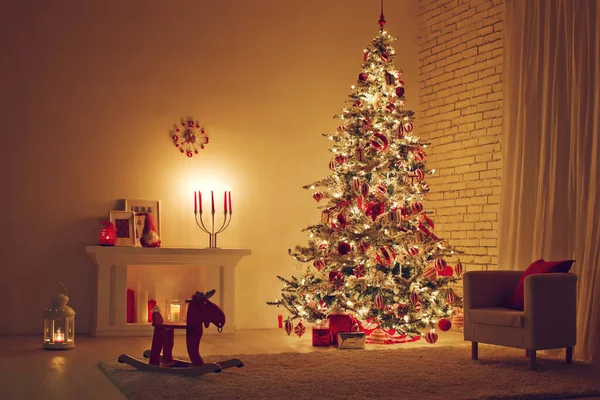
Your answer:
[187,289,216,302]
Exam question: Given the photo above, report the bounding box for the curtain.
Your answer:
[501,0,600,364]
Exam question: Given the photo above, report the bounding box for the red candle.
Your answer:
[194,191,197,212]
[224,191,227,213]
[199,191,202,212]
[228,191,232,213]
[211,191,215,213]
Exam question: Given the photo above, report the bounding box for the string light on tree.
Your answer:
[267,1,463,343]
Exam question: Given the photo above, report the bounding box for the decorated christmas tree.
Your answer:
[269,9,463,344]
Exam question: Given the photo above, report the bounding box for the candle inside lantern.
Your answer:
[194,191,197,212]
[211,191,215,213]
[170,303,181,322]
[224,191,227,213]
[54,327,64,343]
[228,191,232,213]
[199,191,202,212]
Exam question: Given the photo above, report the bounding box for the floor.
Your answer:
[0,329,597,400]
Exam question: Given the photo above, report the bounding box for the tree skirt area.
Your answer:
[98,345,600,400]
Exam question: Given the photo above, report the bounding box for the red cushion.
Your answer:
[504,259,574,310]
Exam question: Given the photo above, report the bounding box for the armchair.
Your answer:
[463,270,577,369]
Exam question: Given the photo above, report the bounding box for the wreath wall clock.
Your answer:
[171,118,209,158]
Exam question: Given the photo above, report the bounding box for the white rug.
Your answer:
[98,344,600,400]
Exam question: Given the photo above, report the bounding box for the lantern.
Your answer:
[98,220,117,246]
[43,283,75,350]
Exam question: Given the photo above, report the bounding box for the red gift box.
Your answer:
[328,314,356,345]
[312,327,331,346]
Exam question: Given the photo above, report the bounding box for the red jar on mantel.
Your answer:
[98,221,117,246]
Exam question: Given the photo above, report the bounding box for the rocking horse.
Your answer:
[118,289,243,376]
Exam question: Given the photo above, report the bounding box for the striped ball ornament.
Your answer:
[411,201,423,214]
[425,329,439,344]
[312,191,324,202]
[452,312,464,330]
[423,265,437,280]
[375,246,396,266]
[369,328,388,344]
[353,177,361,191]
[447,289,457,304]
[407,246,419,256]
[434,258,447,272]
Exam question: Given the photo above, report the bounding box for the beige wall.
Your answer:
[0,0,419,334]
[418,0,504,271]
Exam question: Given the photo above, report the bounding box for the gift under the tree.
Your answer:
[337,332,365,349]
[312,327,330,346]
[328,313,357,345]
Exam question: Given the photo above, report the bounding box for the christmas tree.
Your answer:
[269,11,463,343]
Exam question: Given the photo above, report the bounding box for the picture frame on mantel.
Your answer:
[124,199,161,247]
[109,210,136,247]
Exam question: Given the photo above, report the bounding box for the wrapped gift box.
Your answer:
[328,314,355,345]
[337,332,365,349]
[312,327,331,347]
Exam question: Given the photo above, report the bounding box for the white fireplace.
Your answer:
[86,246,251,337]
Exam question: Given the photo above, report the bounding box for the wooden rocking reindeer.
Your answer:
[118,290,243,376]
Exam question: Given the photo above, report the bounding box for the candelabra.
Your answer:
[194,209,232,248]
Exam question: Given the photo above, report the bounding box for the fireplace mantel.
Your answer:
[86,246,251,337]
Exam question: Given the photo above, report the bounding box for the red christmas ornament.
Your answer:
[329,159,336,171]
[385,103,395,112]
[396,86,405,97]
[365,201,385,221]
[337,241,352,255]
[403,122,414,134]
[441,265,454,277]
[397,125,405,139]
[355,147,366,162]
[447,289,457,304]
[363,50,369,62]
[375,246,396,266]
[362,117,372,127]
[377,183,387,194]
[414,149,426,161]
[353,99,362,107]
[337,125,347,131]
[374,293,385,310]
[415,168,425,181]
[353,177,361,192]
[353,264,366,278]
[410,291,420,306]
[438,318,452,332]
[284,317,294,336]
[425,329,439,344]
[407,246,419,256]
[358,242,371,254]
[411,201,424,214]
[337,213,347,227]
[370,132,389,152]
[312,192,324,202]
[423,265,438,279]
[434,258,447,272]
[358,72,368,82]
[329,270,345,289]
[313,259,325,271]
[294,321,306,338]
[455,260,463,277]
[98,221,117,246]
[360,182,370,197]
[317,242,329,252]
[335,154,347,165]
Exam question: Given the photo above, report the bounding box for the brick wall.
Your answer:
[417,0,504,271]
